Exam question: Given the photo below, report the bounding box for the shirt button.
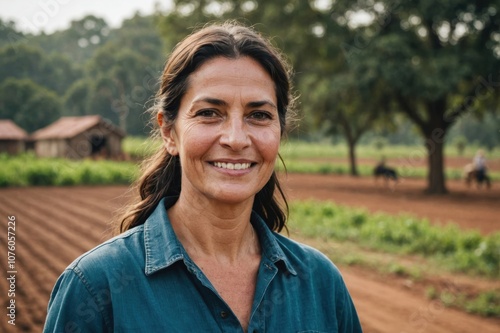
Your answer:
[220,311,229,319]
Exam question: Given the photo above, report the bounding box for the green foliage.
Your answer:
[448,113,500,152]
[0,153,138,187]
[289,201,500,278]
[425,287,500,318]
[372,137,388,151]
[0,43,80,95]
[0,78,62,132]
[32,15,111,63]
[64,79,91,116]
[0,19,27,48]
[330,0,500,192]
[425,286,438,300]
[465,291,500,317]
[2,2,499,190]
[1,14,164,136]
[452,135,468,156]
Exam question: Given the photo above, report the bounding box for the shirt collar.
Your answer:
[143,197,297,276]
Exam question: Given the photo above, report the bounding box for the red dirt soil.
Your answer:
[0,175,498,333]
[281,173,500,235]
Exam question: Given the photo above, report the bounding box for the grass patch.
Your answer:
[289,200,500,317]
[465,292,500,317]
[425,287,500,317]
[289,200,500,278]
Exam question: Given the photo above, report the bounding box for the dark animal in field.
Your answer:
[373,163,398,189]
[463,163,491,189]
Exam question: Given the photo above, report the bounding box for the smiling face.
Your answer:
[159,56,281,206]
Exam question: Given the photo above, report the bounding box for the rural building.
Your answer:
[31,115,125,159]
[0,119,28,154]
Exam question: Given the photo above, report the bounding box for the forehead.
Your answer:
[186,56,276,94]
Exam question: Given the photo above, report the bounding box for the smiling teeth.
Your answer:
[213,162,251,170]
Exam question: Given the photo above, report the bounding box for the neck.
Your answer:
[168,194,259,264]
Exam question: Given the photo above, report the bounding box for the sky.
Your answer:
[0,0,173,34]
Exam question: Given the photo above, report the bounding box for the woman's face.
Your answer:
[160,56,281,206]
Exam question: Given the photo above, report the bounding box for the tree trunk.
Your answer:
[347,139,358,176]
[425,131,448,194]
[421,99,449,194]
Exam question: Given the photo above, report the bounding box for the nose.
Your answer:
[219,117,251,151]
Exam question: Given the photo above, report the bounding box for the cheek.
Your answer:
[254,128,281,161]
[178,124,217,157]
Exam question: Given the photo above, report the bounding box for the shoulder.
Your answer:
[45,227,146,331]
[67,225,145,281]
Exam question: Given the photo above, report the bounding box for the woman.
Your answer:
[44,22,362,332]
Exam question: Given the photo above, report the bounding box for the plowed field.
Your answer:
[0,174,498,332]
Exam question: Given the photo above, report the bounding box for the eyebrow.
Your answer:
[193,97,277,110]
[247,100,277,110]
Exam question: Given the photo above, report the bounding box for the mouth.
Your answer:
[211,162,253,170]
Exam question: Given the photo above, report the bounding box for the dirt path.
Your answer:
[0,179,498,332]
[342,267,499,333]
[281,173,499,235]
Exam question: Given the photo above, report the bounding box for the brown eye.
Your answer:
[196,109,218,118]
[249,111,273,120]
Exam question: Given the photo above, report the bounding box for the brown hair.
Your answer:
[118,22,295,233]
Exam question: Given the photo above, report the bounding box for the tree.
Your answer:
[64,79,90,116]
[0,78,62,132]
[0,19,28,48]
[32,15,110,64]
[333,0,500,193]
[159,0,396,176]
[0,44,43,81]
[159,0,339,75]
[86,44,154,134]
[79,13,165,135]
[0,44,80,95]
[0,14,165,136]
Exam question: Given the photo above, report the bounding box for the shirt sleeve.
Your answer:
[43,267,111,333]
[337,280,363,333]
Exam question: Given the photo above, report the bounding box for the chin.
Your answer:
[208,189,257,205]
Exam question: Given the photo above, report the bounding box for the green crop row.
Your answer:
[289,200,500,278]
[0,153,138,187]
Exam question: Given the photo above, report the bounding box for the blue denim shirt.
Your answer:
[44,197,362,332]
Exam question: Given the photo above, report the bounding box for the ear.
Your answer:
[157,112,178,156]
